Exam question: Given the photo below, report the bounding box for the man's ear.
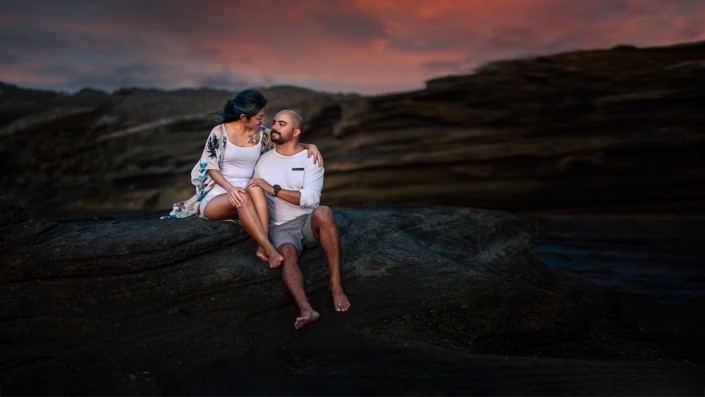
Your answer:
[293,128,301,138]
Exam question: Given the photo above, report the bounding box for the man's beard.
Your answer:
[271,131,286,145]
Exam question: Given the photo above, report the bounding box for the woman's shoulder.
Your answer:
[207,123,226,137]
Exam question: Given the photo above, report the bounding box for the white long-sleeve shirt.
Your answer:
[253,149,323,226]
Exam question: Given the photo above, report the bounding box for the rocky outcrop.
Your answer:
[318,42,705,213]
[2,42,704,217]
[0,84,347,216]
[6,199,692,395]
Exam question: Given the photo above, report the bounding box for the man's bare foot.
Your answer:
[256,246,268,263]
[294,309,320,330]
[267,247,283,269]
[331,287,351,312]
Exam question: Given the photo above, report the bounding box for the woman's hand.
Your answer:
[227,187,246,207]
[306,144,324,166]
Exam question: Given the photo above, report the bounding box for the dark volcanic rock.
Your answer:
[0,84,345,216]
[3,200,697,396]
[319,42,705,213]
[2,42,704,216]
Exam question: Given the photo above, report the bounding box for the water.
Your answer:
[530,214,705,306]
[535,243,705,303]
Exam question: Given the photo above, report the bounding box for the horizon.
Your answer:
[4,39,703,98]
[5,40,703,98]
[1,0,704,95]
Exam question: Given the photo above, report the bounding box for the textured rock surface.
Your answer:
[2,200,702,395]
[2,42,704,216]
[318,42,705,213]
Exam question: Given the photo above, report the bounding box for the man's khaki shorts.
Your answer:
[270,213,319,254]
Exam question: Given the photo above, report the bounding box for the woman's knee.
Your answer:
[246,185,266,204]
[238,190,253,206]
[247,185,264,195]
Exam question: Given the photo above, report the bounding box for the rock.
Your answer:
[0,199,29,226]
[2,42,704,216]
[0,200,652,395]
[319,42,705,213]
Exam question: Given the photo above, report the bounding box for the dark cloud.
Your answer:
[310,6,386,42]
[60,62,165,92]
[488,27,542,50]
[422,59,475,75]
[198,70,255,91]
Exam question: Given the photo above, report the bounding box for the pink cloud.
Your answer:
[1,0,703,94]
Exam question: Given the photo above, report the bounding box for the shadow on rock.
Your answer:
[1,199,695,395]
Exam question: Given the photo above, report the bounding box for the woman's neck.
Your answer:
[224,120,259,146]
[225,120,254,135]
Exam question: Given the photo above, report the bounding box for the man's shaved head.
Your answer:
[279,110,303,131]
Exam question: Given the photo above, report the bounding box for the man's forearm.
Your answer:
[272,187,301,206]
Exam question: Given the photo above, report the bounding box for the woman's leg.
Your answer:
[247,185,270,262]
[202,194,238,220]
[204,193,283,268]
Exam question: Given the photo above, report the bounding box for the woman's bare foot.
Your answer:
[267,247,284,269]
[331,287,351,312]
[256,246,268,263]
[294,309,320,330]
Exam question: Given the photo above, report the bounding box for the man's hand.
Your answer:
[247,178,274,195]
[227,187,246,207]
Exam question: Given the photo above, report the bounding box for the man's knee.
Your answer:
[278,243,299,258]
[312,206,335,226]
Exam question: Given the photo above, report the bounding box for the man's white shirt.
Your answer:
[253,149,323,226]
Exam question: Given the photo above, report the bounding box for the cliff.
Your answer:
[1,42,704,216]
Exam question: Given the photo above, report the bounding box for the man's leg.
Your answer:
[278,243,320,329]
[310,206,351,312]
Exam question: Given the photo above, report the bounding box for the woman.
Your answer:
[166,89,322,269]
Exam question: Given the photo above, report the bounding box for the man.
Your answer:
[248,110,350,330]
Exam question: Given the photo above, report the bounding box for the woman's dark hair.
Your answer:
[221,89,267,122]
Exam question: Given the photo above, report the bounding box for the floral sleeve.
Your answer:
[191,125,225,186]
[165,125,225,218]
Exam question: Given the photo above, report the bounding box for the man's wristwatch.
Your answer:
[272,184,281,197]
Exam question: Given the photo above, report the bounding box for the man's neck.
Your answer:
[275,141,304,156]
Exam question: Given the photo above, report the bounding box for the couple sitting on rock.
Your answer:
[167,89,350,329]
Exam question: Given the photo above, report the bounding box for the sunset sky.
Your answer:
[1,0,703,95]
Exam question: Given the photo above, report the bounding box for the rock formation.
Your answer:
[4,199,702,395]
[317,42,705,213]
[2,41,704,395]
[2,42,704,216]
